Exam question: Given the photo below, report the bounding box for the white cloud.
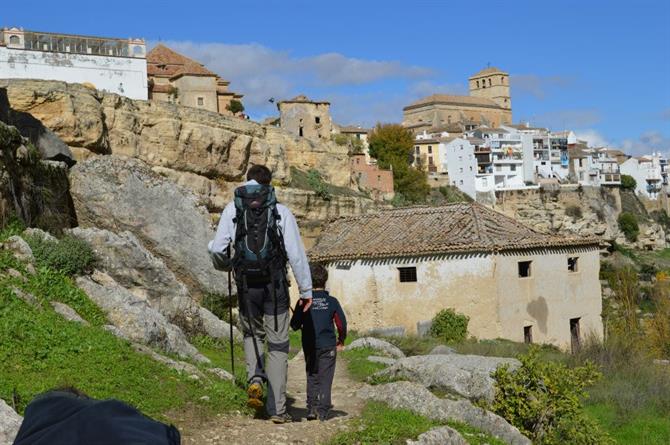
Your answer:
[510,74,573,99]
[575,129,610,147]
[621,131,670,156]
[152,40,432,113]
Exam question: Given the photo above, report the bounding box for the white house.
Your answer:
[311,203,603,350]
[569,146,621,187]
[441,137,477,199]
[620,153,666,199]
[0,27,148,100]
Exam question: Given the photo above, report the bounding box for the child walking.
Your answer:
[290,262,347,421]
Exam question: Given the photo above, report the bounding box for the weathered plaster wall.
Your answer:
[0,47,147,99]
[325,248,603,349]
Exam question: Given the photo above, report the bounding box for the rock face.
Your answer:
[67,227,238,340]
[76,271,208,363]
[0,79,350,187]
[51,302,89,325]
[0,399,22,445]
[359,382,530,445]
[4,236,33,263]
[346,337,406,359]
[69,155,226,296]
[372,354,520,402]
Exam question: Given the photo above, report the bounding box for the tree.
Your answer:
[226,99,245,115]
[620,174,636,191]
[617,212,639,242]
[368,123,429,203]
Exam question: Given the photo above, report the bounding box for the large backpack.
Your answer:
[232,183,288,283]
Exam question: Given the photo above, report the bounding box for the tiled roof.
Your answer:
[470,66,506,78]
[310,203,599,262]
[404,94,501,110]
[339,125,370,134]
[279,94,330,105]
[147,44,218,79]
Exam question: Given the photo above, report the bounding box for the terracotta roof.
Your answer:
[310,203,599,262]
[339,126,370,134]
[404,94,501,111]
[469,66,506,78]
[147,44,217,79]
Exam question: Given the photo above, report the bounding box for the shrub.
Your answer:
[617,212,639,242]
[225,99,244,115]
[620,174,636,190]
[429,308,469,343]
[25,234,95,276]
[565,204,583,219]
[202,292,237,325]
[306,169,331,201]
[492,349,612,444]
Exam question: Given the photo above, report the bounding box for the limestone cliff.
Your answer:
[0,79,377,225]
[492,186,667,249]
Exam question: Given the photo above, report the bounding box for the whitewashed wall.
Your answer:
[0,47,147,99]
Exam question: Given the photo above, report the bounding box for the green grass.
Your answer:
[0,255,247,420]
[340,347,388,382]
[328,401,441,445]
[586,403,670,444]
[287,167,368,198]
[328,402,505,445]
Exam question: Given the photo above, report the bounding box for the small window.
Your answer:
[299,127,304,137]
[459,179,463,185]
[377,175,381,182]
[488,78,492,86]
[315,116,321,124]
[459,167,463,173]
[518,261,532,278]
[568,257,579,272]
[511,165,516,171]
[9,35,20,45]
[197,97,204,106]
[398,267,417,283]
[524,326,533,344]
[570,318,581,353]
[428,146,432,154]
[476,80,480,88]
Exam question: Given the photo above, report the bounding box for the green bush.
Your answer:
[306,169,331,201]
[492,349,612,444]
[429,308,469,343]
[620,174,636,190]
[617,212,639,242]
[25,234,95,276]
[565,204,583,219]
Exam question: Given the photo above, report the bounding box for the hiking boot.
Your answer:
[270,412,293,424]
[306,410,318,421]
[246,382,264,410]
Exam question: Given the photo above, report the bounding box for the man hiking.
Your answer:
[208,165,312,424]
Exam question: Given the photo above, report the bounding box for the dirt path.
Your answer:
[181,352,365,444]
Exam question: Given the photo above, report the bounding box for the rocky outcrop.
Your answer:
[359,382,530,445]
[346,337,406,359]
[407,426,467,445]
[69,155,226,296]
[76,271,208,363]
[67,227,238,340]
[51,302,89,325]
[371,354,520,402]
[0,79,350,187]
[0,399,22,445]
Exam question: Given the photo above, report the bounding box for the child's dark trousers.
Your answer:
[305,347,337,419]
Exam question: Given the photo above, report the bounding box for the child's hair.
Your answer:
[309,262,329,288]
[246,165,272,185]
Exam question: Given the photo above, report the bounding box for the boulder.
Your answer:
[429,345,455,355]
[3,236,33,263]
[66,227,238,340]
[407,426,467,445]
[359,382,530,445]
[69,155,227,297]
[76,271,208,363]
[0,399,22,445]
[367,356,397,366]
[51,302,89,325]
[22,228,57,243]
[346,337,405,359]
[132,344,204,380]
[10,286,38,306]
[371,354,520,402]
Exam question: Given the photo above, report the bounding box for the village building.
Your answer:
[278,95,332,141]
[146,44,243,115]
[569,146,621,187]
[311,203,603,350]
[620,153,667,199]
[350,154,394,200]
[0,27,147,99]
[403,67,512,133]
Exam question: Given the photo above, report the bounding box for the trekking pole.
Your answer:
[227,246,235,379]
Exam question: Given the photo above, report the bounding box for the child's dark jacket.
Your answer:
[290,290,347,350]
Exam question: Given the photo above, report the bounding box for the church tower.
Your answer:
[469,67,511,111]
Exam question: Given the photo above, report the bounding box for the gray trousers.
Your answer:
[238,280,290,416]
[305,347,337,418]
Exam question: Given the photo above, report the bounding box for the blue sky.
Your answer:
[4,0,670,154]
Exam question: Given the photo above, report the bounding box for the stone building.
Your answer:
[0,27,147,99]
[311,203,602,350]
[278,95,332,141]
[146,44,243,115]
[403,67,512,132]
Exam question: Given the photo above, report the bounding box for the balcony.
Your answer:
[602,174,620,184]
